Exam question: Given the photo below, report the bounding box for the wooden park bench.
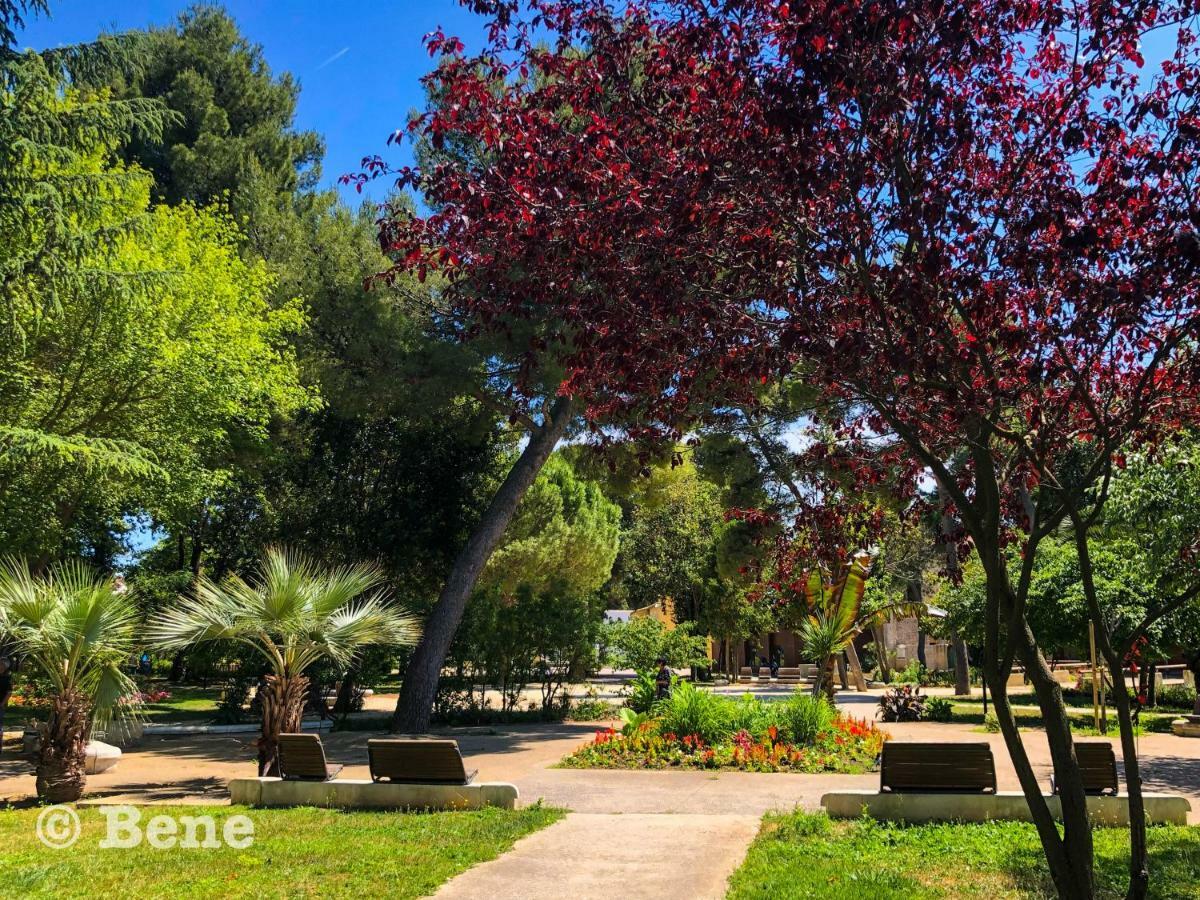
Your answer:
[1051,741,1119,796]
[277,733,343,782]
[821,741,1188,825]
[880,741,997,794]
[368,738,478,785]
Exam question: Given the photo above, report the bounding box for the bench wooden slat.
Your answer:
[368,738,477,785]
[881,741,996,793]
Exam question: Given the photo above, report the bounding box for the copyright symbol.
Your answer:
[36,804,80,849]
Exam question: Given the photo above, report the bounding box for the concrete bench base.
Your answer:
[229,777,519,811]
[1172,717,1200,738]
[821,790,1191,826]
[85,740,121,775]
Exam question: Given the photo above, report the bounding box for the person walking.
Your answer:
[0,653,13,758]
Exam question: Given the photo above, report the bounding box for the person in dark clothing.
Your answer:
[770,647,783,678]
[0,655,13,757]
[654,657,672,700]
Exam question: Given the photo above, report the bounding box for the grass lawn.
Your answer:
[8,683,221,726]
[0,803,563,898]
[946,700,1177,735]
[728,810,1200,899]
[137,685,223,722]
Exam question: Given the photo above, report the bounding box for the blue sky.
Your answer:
[16,0,490,201]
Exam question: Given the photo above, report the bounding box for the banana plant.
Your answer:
[797,550,872,699]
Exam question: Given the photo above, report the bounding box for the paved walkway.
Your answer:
[435,813,761,900]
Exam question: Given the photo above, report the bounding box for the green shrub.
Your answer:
[1156,683,1196,712]
[655,680,732,744]
[570,697,620,721]
[728,694,774,741]
[925,696,953,722]
[626,670,663,713]
[983,711,1001,733]
[891,660,925,685]
[617,707,655,735]
[779,692,835,744]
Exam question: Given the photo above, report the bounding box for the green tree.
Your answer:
[97,4,322,216]
[601,616,710,672]
[482,455,621,600]
[448,455,620,714]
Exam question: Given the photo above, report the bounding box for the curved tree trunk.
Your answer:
[392,396,575,734]
[257,674,309,777]
[36,689,91,803]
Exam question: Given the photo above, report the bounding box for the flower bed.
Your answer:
[560,687,886,773]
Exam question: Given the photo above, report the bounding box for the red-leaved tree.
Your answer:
[365,2,1200,895]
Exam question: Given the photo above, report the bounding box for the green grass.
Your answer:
[8,684,221,726]
[137,685,222,722]
[727,810,1200,899]
[948,700,1177,735]
[0,803,563,897]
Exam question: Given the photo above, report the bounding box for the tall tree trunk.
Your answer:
[392,396,575,734]
[35,689,91,803]
[836,653,849,689]
[257,674,309,777]
[871,624,891,682]
[977,528,1094,900]
[168,522,206,685]
[1068,511,1149,899]
[986,639,1095,900]
[952,631,971,696]
[845,639,868,691]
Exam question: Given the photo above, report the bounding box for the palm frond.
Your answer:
[147,547,420,679]
[0,556,137,720]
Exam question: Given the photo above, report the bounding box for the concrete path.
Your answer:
[435,813,760,900]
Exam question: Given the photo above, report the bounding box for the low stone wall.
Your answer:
[229,777,519,811]
[821,789,1191,826]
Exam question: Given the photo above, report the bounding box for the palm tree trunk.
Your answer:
[257,674,309,777]
[392,396,574,734]
[36,689,90,803]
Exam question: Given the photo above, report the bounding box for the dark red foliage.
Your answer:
[360,0,1200,543]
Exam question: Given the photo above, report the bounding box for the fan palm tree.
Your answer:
[147,547,419,776]
[0,558,139,802]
